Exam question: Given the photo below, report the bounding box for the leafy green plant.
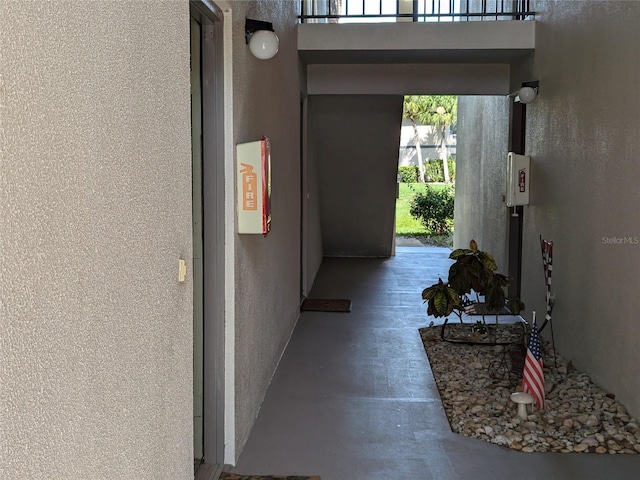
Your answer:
[422,278,462,317]
[398,166,419,183]
[409,184,454,235]
[448,240,509,313]
[421,240,524,319]
[424,158,456,183]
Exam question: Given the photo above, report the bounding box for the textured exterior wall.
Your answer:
[229,0,305,457]
[462,0,640,417]
[308,95,404,257]
[454,96,510,271]
[0,2,193,480]
[302,100,325,298]
[520,0,640,417]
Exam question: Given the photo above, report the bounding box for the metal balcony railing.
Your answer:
[299,0,535,23]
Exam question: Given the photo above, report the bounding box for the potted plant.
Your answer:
[422,240,524,342]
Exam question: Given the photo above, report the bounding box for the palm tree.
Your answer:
[402,95,457,183]
[403,96,429,182]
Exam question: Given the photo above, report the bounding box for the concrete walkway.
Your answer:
[228,247,640,479]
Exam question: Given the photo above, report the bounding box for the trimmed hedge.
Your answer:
[398,165,420,183]
[398,159,456,183]
[424,158,456,183]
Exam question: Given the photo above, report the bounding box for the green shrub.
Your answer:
[398,165,419,183]
[424,159,442,182]
[447,157,456,182]
[409,184,455,235]
[423,158,456,183]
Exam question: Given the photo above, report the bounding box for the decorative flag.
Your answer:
[462,296,477,314]
[522,311,545,410]
[540,236,554,328]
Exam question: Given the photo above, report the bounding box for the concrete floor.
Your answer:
[228,247,640,479]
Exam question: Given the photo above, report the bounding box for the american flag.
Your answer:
[462,296,476,314]
[522,312,545,410]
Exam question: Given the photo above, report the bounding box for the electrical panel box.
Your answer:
[237,137,272,235]
[507,152,530,207]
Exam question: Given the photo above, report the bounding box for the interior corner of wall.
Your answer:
[224,304,236,464]
[218,0,238,465]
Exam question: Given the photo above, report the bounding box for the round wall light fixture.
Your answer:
[518,86,537,104]
[248,30,279,60]
[245,19,279,60]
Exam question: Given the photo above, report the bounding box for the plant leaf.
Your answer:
[422,278,445,301]
[445,286,461,315]
[484,280,506,312]
[478,251,498,271]
[449,248,473,260]
[434,291,448,316]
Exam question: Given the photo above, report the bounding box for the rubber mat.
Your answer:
[300,298,351,312]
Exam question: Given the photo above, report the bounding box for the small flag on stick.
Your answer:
[462,296,477,314]
[522,311,545,410]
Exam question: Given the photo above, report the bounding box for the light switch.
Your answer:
[178,259,187,282]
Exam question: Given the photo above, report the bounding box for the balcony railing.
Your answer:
[299,0,535,23]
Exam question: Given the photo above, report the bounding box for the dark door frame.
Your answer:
[191,1,226,476]
[507,101,526,298]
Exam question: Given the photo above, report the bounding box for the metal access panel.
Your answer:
[507,152,531,207]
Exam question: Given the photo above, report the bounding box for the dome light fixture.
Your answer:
[512,81,539,104]
[517,86,537,104]
[245,18,279,60]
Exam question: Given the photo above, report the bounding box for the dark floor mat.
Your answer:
[300,298,351,312]
[220,475,320,480]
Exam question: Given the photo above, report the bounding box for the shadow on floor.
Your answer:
[229,248,640,480]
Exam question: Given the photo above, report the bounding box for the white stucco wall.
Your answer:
[519,0,640,417]
[399,120,457,167]
[1,1,193,479]
[459,0,640,418]
[454,96,510,271]
[309,95,403,257]
[306,63,511,95]
[228,0,306,458]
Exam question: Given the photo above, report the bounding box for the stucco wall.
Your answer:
[0,2,193,479]
[454,96,510,271]
[302,97,325,297]
[308,95,404,257]
[463,0,640,418]
[229,0,305,456]
[306,63,511,95]
[520,0,640,417]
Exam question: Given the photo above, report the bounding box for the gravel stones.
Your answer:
[419,324,639,454]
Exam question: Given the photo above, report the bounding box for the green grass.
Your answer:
[395,183,451,236]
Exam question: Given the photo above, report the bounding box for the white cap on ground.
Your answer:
[511,392,534,419]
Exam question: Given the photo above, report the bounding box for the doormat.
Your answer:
[300,298,351,312]
[220,474,321,480]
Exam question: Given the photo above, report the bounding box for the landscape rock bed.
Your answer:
[420,324,640,454]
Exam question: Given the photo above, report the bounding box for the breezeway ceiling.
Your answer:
[299,20,536,95]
